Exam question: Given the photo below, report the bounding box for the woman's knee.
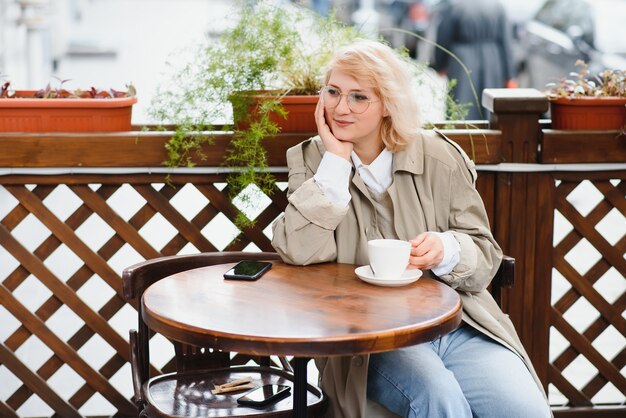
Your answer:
[368,363,471,418]
[467,370,550,418]
[368,349,458,398]
[486,393,551,418]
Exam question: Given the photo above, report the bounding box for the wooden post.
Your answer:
[482,88,552,388]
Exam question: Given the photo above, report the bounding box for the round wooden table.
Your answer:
[142,261,462,417]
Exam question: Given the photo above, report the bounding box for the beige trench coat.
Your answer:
[271,130,546,418]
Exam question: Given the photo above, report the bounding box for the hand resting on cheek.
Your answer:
[315,92,353,160]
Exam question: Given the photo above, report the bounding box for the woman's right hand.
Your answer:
[316,93,353,160]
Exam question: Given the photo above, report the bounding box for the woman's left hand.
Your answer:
[408,232,444,270]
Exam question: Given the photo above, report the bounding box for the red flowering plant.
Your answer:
[0,76,136,99]
[545,60,626,99]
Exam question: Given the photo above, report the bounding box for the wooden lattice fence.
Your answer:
[0,173,289,416]
[547,174,626,414]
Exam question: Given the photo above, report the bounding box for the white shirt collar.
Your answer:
[351,148,393,193]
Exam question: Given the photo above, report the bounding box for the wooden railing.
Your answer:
[0,89,624,417]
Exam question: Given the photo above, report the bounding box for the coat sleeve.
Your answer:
[434,135,503,293]
[271,141,349,265]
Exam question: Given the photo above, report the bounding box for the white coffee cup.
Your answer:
[367,239,411,279]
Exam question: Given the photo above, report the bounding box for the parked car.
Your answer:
[516,0,626,90]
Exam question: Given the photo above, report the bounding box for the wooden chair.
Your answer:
[366,255,516,417]
[122,251,327,418]
[490,255,515,307]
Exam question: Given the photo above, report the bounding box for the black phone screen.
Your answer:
[223,260,272,280]
[237,384,291,406]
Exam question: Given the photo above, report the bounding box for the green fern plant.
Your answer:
[151,1,474,226]
[150,0,364,226]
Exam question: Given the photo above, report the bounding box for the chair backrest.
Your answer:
[122,251,282,391]
[490,255,515,306]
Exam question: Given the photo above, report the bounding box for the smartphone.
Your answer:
[236,384,291,407]
[223,260,272,281]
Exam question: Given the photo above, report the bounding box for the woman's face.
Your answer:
[323,70,386,154]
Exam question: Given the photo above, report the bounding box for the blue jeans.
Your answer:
[367,324,551,418]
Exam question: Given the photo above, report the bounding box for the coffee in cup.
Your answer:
[367,239,411,279]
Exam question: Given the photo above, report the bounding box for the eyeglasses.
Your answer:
[320,86,378,114]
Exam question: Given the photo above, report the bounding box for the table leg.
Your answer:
[293,357,309,418]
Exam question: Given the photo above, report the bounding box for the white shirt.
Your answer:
[313,150,461,276]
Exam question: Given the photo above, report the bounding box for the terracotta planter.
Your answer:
[233,94,318,133]
[549,96,626,130]
[0,90,137,132]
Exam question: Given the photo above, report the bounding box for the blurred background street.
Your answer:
[2,0,625,122]
[0,1,624,417]
[1,0,234,123]
[4,0,625,124]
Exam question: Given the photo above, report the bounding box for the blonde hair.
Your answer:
[323,39,421,151]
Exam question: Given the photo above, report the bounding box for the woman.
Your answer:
[272,39,550,418]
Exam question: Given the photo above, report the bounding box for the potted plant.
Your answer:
[150,0,468,226]
[0,77,137,132]
[150,0,367,225]
[545,60,626,130]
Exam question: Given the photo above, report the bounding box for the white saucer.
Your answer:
[354,265,423,287]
